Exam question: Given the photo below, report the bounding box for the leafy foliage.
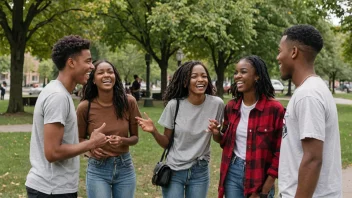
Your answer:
[0,55,10,73]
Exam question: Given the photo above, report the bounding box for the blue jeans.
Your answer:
[86,152,136,198]
[224,155,275,198]
[162,160,209,198]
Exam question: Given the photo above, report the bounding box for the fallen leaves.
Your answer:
[0,172,9,178]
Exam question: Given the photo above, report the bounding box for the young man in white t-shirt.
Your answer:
[25,35,109,197]
[277,25,342,197]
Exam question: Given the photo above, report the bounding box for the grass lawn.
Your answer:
[333,93,352,100]
[0,96,351,197]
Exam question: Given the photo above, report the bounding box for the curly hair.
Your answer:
[283,24,323,53]
[81,60,129,119]
[231,55,275,101]
[162,61,215,105]
[51,35,90,70]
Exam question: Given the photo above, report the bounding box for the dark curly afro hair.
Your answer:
[283,24,323,53]
[51,35,90,70]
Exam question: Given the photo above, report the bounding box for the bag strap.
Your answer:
[159,99,180,162]
[85,100,91,139]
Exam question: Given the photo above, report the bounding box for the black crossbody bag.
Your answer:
[152,99,180,187]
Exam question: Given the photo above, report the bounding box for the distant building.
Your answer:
[23,53,41,87]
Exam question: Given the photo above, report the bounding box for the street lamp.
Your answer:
[145,53,151,98]
[176,49,184,67]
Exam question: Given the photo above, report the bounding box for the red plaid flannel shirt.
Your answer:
[218,95,285,197]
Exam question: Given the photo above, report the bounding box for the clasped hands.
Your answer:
[207,119,221,135]
[88,123,125,159]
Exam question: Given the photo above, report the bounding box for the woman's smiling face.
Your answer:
[93,62,116,92]
[234,59,258,94]
[188,64,209,96]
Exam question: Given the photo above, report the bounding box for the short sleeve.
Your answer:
[43,93,71,126]
[295,96,325,141]
[158,99,177,129]
[216,99,225,124]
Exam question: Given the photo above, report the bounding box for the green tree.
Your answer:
[149,0,259,97]
[0,55,10,73]
[340,1,352,64]
[0,0,104,113]
[100,0,185,95]
[108,44,146,84]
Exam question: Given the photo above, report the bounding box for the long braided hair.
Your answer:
[81,60,129,119]
[163,61,215,105]
[231,55,275,101]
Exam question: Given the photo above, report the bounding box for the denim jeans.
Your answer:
[26,186,77,198]
[86,152,136,198]
[162,160,209,198]
[224,155,275,198]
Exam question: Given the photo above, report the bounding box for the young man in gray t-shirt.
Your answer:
[25,36,108,197]
[277,25,342,197]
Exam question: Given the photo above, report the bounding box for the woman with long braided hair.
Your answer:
[76,60,141,198]
[136,61,225,198]
[208,55,285,198]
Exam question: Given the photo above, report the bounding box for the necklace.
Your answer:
[296,74,317,88]
[96,98,113,107]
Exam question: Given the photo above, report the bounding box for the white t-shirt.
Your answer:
[279,76,342,197]
[26,80,79,194]
[234,101,256,160]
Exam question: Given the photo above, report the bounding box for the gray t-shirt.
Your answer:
[279,76,342,197]
[158,95,224,170]
[26,80,79,194]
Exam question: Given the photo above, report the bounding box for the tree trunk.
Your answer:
[7,41,26,113]
[328,77,332,91]
[285,79,292,96]
[215,61,226,98]
[159,60,168,97]
[332,72,336,94]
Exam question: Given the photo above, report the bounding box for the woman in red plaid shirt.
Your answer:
[208,55,285,198]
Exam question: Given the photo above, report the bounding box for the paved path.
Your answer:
[0,124,32,132]
[343,168,352,197]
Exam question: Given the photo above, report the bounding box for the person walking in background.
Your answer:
[130,74,141,101]
[25,35,108,197]
[208,55,285,198]
[0,81,5,100]
[277,24,342,197]
[77,60,141,198]
[136,61,224,198]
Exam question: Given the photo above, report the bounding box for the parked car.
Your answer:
[340,84,350,93]
[29,84,43,95]
[271,79,284,93]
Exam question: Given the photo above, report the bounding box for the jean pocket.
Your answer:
[198,159,208,167]
[122,156,134,168]
[88,158,104,167]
